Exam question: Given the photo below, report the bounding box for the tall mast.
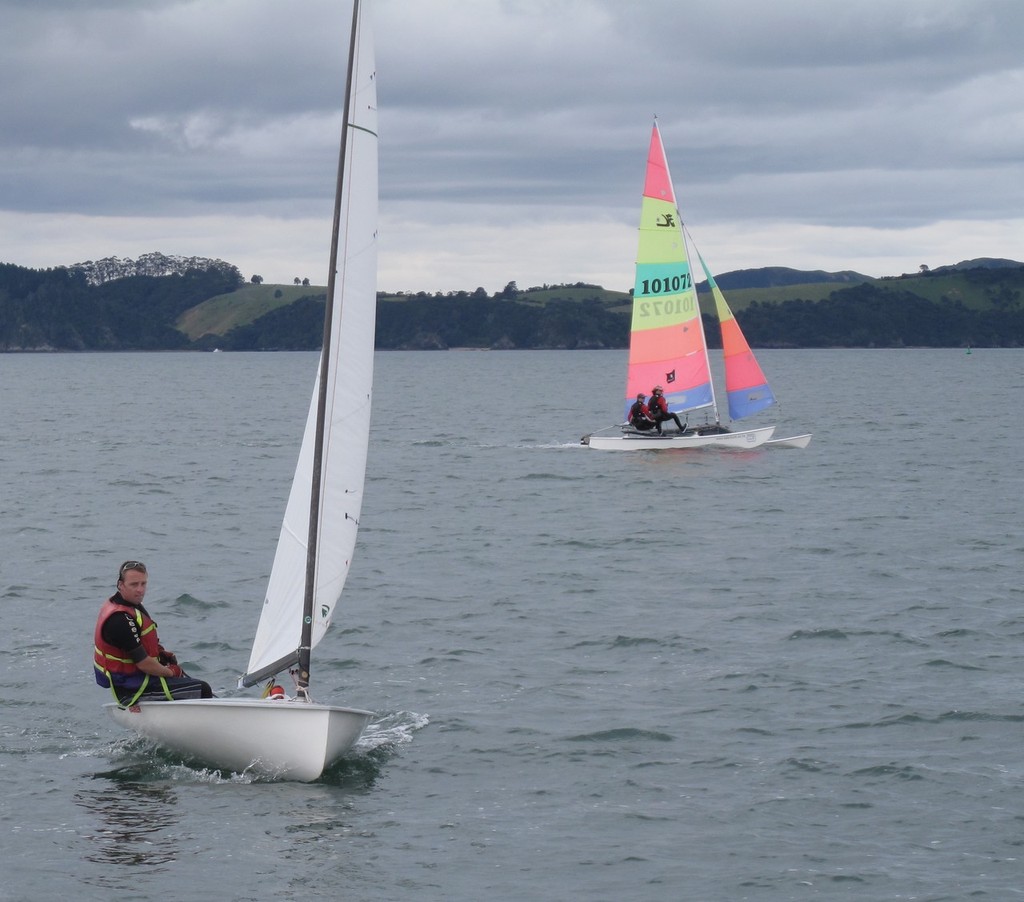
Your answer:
[297,0,362,698]
[652,118,720,424]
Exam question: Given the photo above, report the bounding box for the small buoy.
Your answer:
[268,685,286,700]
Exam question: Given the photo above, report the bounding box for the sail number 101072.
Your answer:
[638,272,692,297]
[637,271,694,317]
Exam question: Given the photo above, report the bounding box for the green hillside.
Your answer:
[722,268,1024,313]
[711,281,853,311]
[874,270,1019,310]
[177,283,318,340]
[186,277,978,339]
[168,265,1024,348]
[4,259,1022,351]
[179,282,634,339]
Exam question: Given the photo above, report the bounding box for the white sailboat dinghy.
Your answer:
[106,0,378,782]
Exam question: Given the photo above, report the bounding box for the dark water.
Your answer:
[2,348,1023,901]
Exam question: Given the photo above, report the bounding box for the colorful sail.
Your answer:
[695,250,776,421]
[623,121,714,420]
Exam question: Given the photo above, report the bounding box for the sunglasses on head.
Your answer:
[119,560,147,579]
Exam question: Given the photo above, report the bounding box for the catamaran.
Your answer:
[584,120,810,452]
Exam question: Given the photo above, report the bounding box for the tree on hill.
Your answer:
[0,262,239,350]
[67,252,242,287]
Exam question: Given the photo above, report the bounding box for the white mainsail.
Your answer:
[242,2,378,687]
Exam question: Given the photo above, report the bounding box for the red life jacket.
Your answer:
[629,401,651,422]
[93,596,161,681]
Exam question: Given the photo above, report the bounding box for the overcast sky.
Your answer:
[2,0,1022,293]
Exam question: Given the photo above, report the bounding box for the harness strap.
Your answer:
[95,643,134,666]
[96,665,174,706]
[96,606,169,705]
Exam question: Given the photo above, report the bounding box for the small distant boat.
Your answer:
[106,0,378,781]
[583,120,810,452]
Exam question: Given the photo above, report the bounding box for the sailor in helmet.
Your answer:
[627,392,657,432]
[647,385,685,434]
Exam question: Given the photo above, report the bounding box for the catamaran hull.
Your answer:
[585,425,775,451]
[765,433,812,449]
[106,697,373,782]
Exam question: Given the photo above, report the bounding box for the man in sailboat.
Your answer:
[627,393,658,432]
[93,560,214,704]
[648,386,685,434]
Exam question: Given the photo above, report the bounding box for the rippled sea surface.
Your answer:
[2,348,1023,901]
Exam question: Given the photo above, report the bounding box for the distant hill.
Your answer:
[0,258,242,351]
[705,266,870,291]
[188,263,1024,350]
[930,257,1024,274]
[2,255,1023,351]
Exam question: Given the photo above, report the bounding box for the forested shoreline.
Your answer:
[2,258,1023,351]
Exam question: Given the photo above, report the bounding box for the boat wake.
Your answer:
[358,710,429,752]
[97,736,270,784]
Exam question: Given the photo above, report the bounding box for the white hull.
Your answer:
[585,425,776,451]
[106,697,373,781]
[765,433,812,449]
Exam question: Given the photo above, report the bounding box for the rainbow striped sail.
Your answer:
[623,121,714,420]
[695,250,777,421]
[586,121,808,450]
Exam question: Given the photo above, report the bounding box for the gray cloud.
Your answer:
[1,0,1022,288]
